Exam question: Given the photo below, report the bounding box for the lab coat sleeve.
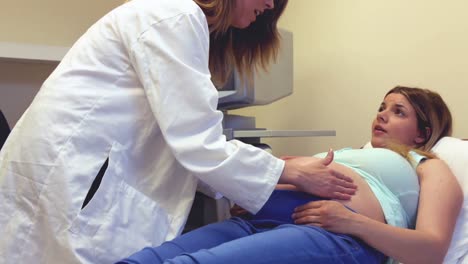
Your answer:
[127,10,284,213]
[196,180,224,200]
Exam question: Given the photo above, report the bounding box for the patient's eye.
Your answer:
[378,104,385,112]
[394,108,406,117]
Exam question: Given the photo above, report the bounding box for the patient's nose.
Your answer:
[377,111,388,123]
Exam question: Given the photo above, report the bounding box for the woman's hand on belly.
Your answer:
[281,150,358,200]
[292,200,360,234]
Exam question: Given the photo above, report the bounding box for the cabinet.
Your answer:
[0,42,63,127]
[0,41,67,63]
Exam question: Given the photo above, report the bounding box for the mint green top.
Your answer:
[314,148,425,229]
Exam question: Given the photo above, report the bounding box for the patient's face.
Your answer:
[371,93,424,148]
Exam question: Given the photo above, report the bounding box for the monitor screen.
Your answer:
[217,29,293,110]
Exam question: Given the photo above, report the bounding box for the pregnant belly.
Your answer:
[328,162,386,223]
[252,161,386,225]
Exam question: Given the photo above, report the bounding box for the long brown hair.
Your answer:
[384,86,453,160]
[194,0,289,86]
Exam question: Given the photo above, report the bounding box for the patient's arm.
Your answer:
[354,159,462,263]
[294,159,463,264]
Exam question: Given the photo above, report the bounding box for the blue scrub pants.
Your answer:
[117,190,386,264]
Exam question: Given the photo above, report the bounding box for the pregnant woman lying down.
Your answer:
[118,86,463,264]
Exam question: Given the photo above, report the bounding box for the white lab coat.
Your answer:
[0,0,283,263]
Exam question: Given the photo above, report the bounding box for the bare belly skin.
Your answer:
[276,158,386,224]
[327,162,386,223]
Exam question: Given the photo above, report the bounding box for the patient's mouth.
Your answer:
[374,125,386,134]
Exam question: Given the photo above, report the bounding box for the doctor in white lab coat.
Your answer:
[0,0,356,263]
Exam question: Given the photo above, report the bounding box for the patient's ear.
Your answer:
[415,127,431,144]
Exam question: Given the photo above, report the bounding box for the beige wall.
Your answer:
[0,0,122,45]
[0,0,122,127]
[234,0,468,156]
[1,0,467,156]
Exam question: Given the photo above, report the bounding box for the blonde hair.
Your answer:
[194,0,289,86]
[123,0,288,86]
[384,86,453,160]
[386,142,437,161]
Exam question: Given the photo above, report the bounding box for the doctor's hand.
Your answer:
[279,149,357,200]
[229,204,249,217]
[292,200,358,234]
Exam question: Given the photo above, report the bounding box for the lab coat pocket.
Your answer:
[68,141,123,238]
[68,141,174,263]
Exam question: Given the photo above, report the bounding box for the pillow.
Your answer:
[432,137,468,263]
